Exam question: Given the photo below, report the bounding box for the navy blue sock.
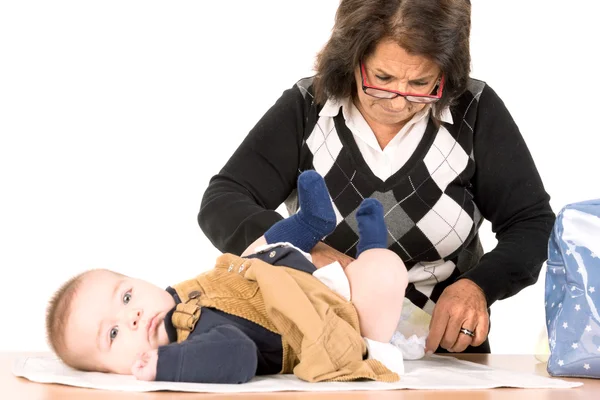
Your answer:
[264,170,336,252]
[356,198,388,256]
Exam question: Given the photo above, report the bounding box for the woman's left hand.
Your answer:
[425,279,489,353]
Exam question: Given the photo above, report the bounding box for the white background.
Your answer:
[1,0,599,354]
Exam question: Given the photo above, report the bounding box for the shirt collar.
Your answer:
[319,97,345,117]
[437,105,453,124]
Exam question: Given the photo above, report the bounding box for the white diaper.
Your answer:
[391,298,431,360]
[311,261,351,301]
[364,338,405,375]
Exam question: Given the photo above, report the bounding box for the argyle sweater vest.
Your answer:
[199,76,555,311]
[281,77,484,314]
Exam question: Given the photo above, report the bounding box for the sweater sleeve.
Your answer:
[155,324,258,384]
[198,84,308,255]
[460,84,556,306]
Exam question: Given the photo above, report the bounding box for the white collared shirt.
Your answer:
[319,98,454,181]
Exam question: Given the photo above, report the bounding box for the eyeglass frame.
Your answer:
[359,61,445,103]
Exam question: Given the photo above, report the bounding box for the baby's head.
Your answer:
[46,269,175,374]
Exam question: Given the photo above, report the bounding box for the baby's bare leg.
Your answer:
[241,235,268,257]
[345,249,408,342]
[345,198,408,342]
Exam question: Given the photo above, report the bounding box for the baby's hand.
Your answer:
[131,349,158,381]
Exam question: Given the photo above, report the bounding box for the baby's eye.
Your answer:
[123,291,132,305]
[110,327,119,342]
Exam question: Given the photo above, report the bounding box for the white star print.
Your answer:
[586,325,592,332]
[572,286,577,291]
[592,253,598,258]
[590,287,596,294]
[575,304,581,311]
[578,267,584,274]
[553,284,556,290]
[563,322,569,329]
[584,364,590,370]
[558,303,562,308]
[547,319,551,325]
[598,346,600,352]
[558,360,564,366]
[566,249,572,255]
[572,343,579,349]
[551,302,555,308]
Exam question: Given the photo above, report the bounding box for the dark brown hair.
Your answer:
[314,0,471,119]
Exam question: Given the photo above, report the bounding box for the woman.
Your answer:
[198,0,555,354]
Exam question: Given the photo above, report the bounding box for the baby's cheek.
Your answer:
[111,341,147,374]
[156,320,170,347]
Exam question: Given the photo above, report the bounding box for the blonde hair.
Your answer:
[45,271,88,368]
[46,269,120,370]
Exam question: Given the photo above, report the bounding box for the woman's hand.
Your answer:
[132,349,158,381]
[425,279,489,353]
[310,241,355,269]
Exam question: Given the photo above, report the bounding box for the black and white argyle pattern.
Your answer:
[289,78,485,314]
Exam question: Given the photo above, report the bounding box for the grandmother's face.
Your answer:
[354,39,441,130]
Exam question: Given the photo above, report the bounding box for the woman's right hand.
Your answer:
[310,241,355,269]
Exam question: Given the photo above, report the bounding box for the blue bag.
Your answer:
[546,199,600,378]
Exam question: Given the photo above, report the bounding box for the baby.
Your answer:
[46,171,408,383]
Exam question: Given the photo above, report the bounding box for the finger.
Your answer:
[141,351,151,363]
[450,322,476,353]
[131,361,143,377]
[425,309,449,353]
[472,313,490,347]
[439,312,466,350]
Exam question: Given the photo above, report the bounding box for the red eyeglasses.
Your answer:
[360,61,445,104]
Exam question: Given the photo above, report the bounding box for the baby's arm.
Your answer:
[135,325,259,384]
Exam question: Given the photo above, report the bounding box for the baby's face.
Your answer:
[64,270,176,374]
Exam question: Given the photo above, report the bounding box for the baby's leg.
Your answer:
[346,251,407,341]
[345,199,408,342]
[242,170,336,256]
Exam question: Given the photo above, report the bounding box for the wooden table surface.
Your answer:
[4,353,598,399]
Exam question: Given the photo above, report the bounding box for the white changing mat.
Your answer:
[13,354,581,393]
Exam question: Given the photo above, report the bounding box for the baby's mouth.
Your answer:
[146,313,160,343]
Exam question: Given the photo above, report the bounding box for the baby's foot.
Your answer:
[356,198,388,256]
[264,170,336,252]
